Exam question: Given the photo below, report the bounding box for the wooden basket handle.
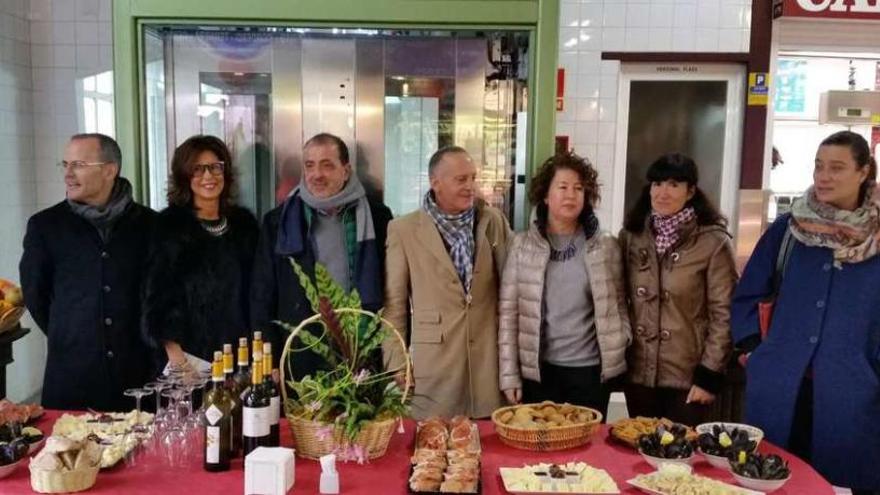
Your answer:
[279,307,412,413]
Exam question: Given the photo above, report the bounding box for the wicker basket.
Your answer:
[0,305,24,333]
[30,464,100,494]
[279,308,411,461]
[491,403,602,451]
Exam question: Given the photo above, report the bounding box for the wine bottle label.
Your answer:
[242,406,270,437]
[269,396,280,425]
[205,405,223,426]
[206,426,220,464]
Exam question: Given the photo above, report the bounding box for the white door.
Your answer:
[611,63,745,234]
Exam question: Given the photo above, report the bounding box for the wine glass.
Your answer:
[124,388,153,434]
[144,381,170,416]
[161,425,186,469]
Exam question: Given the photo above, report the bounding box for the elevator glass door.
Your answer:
[143,26,530,224]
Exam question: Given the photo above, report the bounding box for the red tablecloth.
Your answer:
[2,411,834,494]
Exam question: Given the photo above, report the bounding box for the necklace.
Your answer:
[200,216,229,237]
[548,233,577,262]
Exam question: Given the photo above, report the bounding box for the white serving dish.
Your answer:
[639,450,696,469]
[0,457,25,479]
[695,422,764,447]
[731,471,791,492]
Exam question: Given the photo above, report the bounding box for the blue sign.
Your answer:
[775,59,807,114]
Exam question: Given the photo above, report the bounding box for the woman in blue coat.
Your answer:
[731,131,880,494]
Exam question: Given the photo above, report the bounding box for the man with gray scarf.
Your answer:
[383,146,511,419]
[251,133,393,379]
[20,133,155,411]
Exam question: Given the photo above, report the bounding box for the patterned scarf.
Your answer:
[651,206,696,255]
[423,192,476,294]
[789,185,880,265]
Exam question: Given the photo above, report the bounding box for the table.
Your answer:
[0,325,30,399]
[2,411,834,494]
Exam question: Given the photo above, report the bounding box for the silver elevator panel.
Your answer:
[143,27,529,224]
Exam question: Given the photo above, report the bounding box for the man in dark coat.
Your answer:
[251,133,392,380]
[20,133,155,411]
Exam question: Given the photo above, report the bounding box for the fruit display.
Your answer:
[409,416,480,493]
[730,452,790,480]
[628,463,756,495]
[0,278,24,333]
[499,461,619,493]
[638,424,695,460]
[51,410,153,468]
[494,402,594,429]
[0,399,44,426]
[697,425,758,458]
[610,417,698,449]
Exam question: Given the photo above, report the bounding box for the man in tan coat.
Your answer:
[383,146,510,419]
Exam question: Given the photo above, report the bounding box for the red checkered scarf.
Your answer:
[651,206,696,255]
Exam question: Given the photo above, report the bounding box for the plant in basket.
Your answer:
[276,260,410,463]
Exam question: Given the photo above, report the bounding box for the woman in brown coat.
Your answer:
[498,153,631,415]
[619,153,737,426]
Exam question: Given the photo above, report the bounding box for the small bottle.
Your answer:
[252,331,263,362]
[242,351,270,456]
[233,337,251,400]
[262,342,281,447]
[203,351,233,472]
[222,343,242,457]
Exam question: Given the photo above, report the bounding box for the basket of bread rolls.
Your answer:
[29,436,103,493]
[491,401,602,451]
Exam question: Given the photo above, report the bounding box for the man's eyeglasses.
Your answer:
[57,160,110,171]
[192,162,225,177]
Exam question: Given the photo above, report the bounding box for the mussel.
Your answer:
[639,423,695,459]
[731,452,790,480]
[698,426,757,457]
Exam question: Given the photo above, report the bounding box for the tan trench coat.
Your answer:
[383,200,510,419]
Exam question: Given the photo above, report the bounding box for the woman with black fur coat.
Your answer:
[142,135,259,372]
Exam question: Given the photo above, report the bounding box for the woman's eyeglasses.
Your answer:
[192,162,225,177]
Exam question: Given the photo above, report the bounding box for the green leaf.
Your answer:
[315,264,347,308]
[289,259,320,312]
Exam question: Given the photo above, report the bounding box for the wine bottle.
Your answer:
[262,342,281,447]
[233,337,250,401]
[222,343,242,457]
[203,351,233,472]
[242,351,270,456]
[252,331,263,360]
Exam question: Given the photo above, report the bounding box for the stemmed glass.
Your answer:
[123,388,153,434]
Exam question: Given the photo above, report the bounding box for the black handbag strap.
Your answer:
[770,225,795,298]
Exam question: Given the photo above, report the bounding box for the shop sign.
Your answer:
[655,65,699,73]
[748,72,770,106]
[774,0,880,20]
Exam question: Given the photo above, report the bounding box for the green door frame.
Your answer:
[112,0,559,218]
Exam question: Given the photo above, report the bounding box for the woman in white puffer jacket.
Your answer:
[498,152,631,416]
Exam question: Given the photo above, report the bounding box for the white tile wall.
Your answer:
[0,0,114,403]
[557,0,752,226]
[0,0,44,403]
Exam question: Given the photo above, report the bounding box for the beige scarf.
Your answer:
[789,184,880,265]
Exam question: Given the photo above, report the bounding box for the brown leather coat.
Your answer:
[619,219,737,393]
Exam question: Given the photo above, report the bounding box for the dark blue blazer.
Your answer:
[20,201,155,411]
